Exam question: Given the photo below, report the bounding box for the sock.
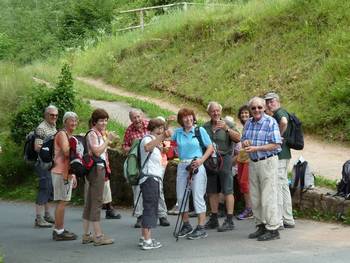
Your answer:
[144,239,152,244]
[44,211,50,217]
[54,228,64,234]
[36,214,42,219]
[227,214,233,221]
[183,221,191,226]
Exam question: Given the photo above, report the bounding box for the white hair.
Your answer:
[44,105,58,114]
[248,97,266,108]
[206,101,222,112]
[63,111,78,123]
[129,108,143,120]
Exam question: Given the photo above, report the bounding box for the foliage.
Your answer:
[10,64,75,143]
[74,0,350,141]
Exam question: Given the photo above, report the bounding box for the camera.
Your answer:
[185,158,199,175]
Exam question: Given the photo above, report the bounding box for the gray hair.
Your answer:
[44,105,58,114]
[206,101,222,112]
[129,108,143,120]
[63,111,78,123]
[248,97,266,108]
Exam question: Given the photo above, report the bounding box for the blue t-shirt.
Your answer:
[172,126,212,160]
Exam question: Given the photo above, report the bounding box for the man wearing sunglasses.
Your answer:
[33,105,58,228]
[241,97,282,241]
[264,92,295,230]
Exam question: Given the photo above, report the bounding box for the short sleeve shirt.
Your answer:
[34,120,57,146]
[122,120,149,150]
[273,108,291,160]
[203,119,239,155]
[241,113,282,161]
[139,135,166,184]
[171,126,212,160]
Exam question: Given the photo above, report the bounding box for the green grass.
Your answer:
[314,175,337,190]
[72,0,350,141]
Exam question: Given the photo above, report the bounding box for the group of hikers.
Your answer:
[32,91,296,250]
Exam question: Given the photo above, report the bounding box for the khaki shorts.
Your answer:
[85,179,112,204]
[51,172,73,202]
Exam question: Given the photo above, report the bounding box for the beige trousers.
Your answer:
[249,156,279,230]
[277,159,295,226]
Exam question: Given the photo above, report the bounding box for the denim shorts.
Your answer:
[35,163,53,205]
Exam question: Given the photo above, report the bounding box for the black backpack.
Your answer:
[285,113,304,150]
[38,133,57,170]
[336,160,350,199]
[23,131,38,164]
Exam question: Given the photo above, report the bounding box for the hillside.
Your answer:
[73,0,350,141]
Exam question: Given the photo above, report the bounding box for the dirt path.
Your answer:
[79,77,350,180]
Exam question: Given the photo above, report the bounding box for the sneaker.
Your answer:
[138,237,145,247]
[134,216,142,228]
[186,225,208,240]
[82,233,94,244]
[248,224,266,239]
[204,215,219,229]
[177,223,193,238]
[105,209,122,219]
[34,217,52,228]
[44,215,55,224]
[141,239,162,250]
[236,208,254,220]
[217,219,234,232]
[168,204,179,215]
[159,217,170,227]
[257,230,280,241]
[52,230,77,241]
[93,234,114,246]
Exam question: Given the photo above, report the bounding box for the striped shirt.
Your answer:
[241,113,282,161]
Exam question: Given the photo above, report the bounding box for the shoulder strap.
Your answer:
[194,127,206,153]
[140,135,154,169]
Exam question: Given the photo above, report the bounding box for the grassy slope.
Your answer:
[73,0,350,141]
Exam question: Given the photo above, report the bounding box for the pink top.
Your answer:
[51,131,70,178]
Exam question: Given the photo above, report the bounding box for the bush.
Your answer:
[10,64,76,143]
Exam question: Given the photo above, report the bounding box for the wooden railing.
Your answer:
[117,2,232,32]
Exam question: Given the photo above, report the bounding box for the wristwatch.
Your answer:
[226,128,230,133]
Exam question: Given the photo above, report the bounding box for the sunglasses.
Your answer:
[49,114,58,117]
[251,106,263,111]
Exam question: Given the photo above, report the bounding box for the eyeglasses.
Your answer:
[250,106,263,111]
[49,114,58,117]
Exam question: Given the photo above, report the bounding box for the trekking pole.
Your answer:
[173,180,191,241]
[132,188,142,217]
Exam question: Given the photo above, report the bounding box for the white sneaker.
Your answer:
[141,239,162,250]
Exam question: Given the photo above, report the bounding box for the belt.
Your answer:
[251,154,277,162]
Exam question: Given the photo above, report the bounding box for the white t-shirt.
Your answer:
[139,135,166,184]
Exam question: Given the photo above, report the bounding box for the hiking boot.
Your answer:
[236,208,254,220]
[283,223,295,229]
[82,233,94,244]
[186,225,208,240]
[168,204,179,215]
[44,214,55,224]
[257,230,280,241]
[217,219,235,232]
[159,217,170,227]
[93,234,114,246]
[52,230,77,241]
[248,224,266,239]
[34,217,52,228]
[177,223,193,238]
[141,239,162,250]
[105,209,121,219]
[204,215,219,229]
[134,216,142,228]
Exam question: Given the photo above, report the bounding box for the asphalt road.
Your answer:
[1,201,349,263]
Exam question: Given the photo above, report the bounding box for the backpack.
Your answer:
[285,113,304,150]
[123,136,153,185]
[69,130,104,178]
[38,133,57,170]
[194,127,223,172]
[290,158,315,196]
[335,160,350,199]
[23,131,38,164]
